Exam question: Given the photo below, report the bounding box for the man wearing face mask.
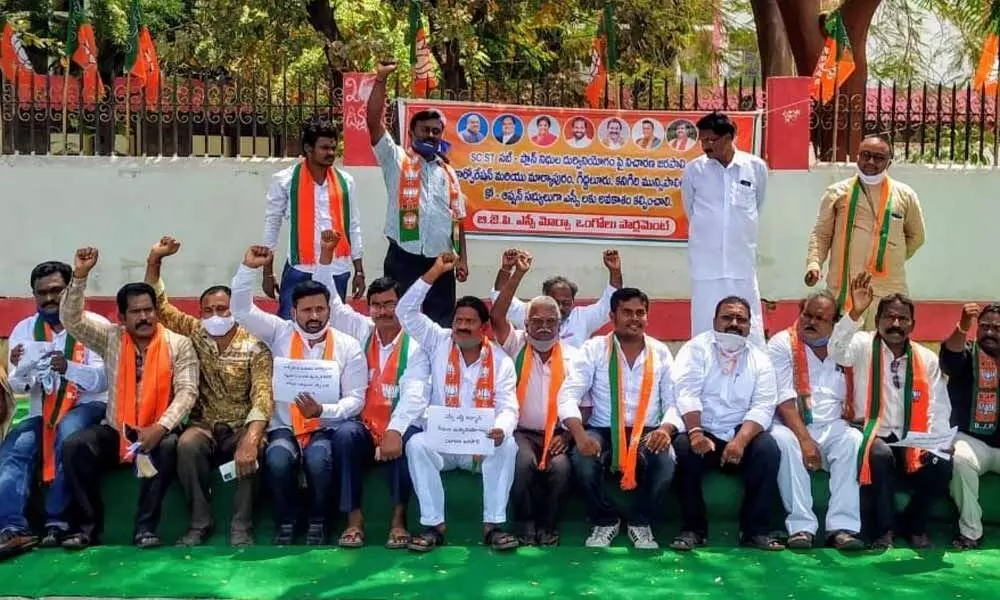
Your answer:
[806,135,925,330]
[261,117,365,315]
[310,230,429,550]
[829,273,952,549]
[669,296,782,552]
[491,248,623,348]
[768,291,864,551]
[490,250,583,546]
[231,245,368,547]
[940,303,1000,550]
[390,252,519,553]
[0,261,108,558]
[367,60,468,328]
[60,248,199,550]
[143,237,273,547]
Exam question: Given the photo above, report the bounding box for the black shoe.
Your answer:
[39,527,64,549]
[273,524,295,546]
[0,530,37,561]
[176,526,214,547]
[61,532,96,551]
[305,523,326,546]
[134,531,162,549]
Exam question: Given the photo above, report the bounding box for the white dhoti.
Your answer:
[690,277,765,347]
[406,431,517,527]
[772,420,862,535]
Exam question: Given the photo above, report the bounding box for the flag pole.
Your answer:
[125,76,132,155]
[61,58,70,154]
[831,61,841,162]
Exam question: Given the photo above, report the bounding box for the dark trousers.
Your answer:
[381,426,419,507]
[62,424,179,539]
[176,422,261,533]
[510,430,572,530]
[863,436,953,539]
[569,427,676,527]
[384,239,456,328]
[672,428,780,538]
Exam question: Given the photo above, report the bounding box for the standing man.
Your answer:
[262,117,364,315]
[682,111,768,346]
[805,135,925,329]
[0,262,109,557]
[311,230,428,549]
[366,60,468,328]
[390,253,519,552]
[669,296,783,552]
[232,245,368,547]
[940,303,1000,550]
[768,291,865,550]
[829,273,953,549]
[143,237,273,547]
[59,248,199,550]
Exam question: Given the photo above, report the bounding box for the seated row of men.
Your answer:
[0,231,996,558]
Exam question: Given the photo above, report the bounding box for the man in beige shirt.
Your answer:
[805,135,925,329]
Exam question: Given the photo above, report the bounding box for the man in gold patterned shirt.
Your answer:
[144,237,273,547]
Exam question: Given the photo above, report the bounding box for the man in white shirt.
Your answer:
[681,112,769,346]
[261,117,364,317]
[311,230,429,550]
[388,253,520,552]
[0,261,108,557]
[492,248,623,348]
[562,288,679,550]
[670,296,783,552]
[768,291,864,551]
[567,117,593,149]
[490,250,581,546]
[829,273,953,550]
[231,245,368,547]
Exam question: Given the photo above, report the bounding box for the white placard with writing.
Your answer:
[889,426,958,454]
[272,357,341,406]
[425,405,496,456]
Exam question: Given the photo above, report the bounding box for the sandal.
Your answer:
[741,533,785,551]
[385,527,410,550]
[537,530,560,547]
[786,531,814,549]
[669,531,705,552]
[338,527,365,549]
[133,531,162,549]
[952,534,980,551]
[483,526,519,551]
[827,530,865,551]
[407,527,445,553]
[61,532,94,551]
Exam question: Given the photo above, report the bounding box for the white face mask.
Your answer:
[857,168,887,186]
[714,331,748,353]
[202,315,235,337]
[526,334,557,352]
[293,322,329,342]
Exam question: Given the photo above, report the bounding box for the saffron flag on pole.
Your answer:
[408,0,438,97]
[973,1,1000,98]
[125,0,161,107]
[1,17,46,104]
[584,2,616,108]
[65,0,105,103]
[809,9,855,104]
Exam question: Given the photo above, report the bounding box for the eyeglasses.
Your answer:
[860,150,889,163]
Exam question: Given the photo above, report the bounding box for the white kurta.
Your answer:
[491,284,616,349]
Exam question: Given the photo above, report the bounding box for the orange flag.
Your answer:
[810,9,855,104]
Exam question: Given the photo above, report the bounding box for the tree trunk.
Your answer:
[304,0,343,90]
[750,0,795,78]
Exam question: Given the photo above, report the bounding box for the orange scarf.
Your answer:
[787,324,814,425]
[397,152,461,252]
[289,161,351,265]
[607,334,655,491]
[115,325,173,461]
[514,341,565,470]
[445,339,495,408]
[834,177,893,313]
[361,330,409,444]
[34,319,84,482]
[288,329,334,448]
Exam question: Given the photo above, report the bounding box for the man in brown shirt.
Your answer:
[144,237,273,547]
[805,135,925,329]
[59,247,199,550]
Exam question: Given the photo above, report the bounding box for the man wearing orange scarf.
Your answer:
[0,261,108,558]
[232,244,368,547]
[829,273,953,549]
[389,253,518,552]
[561,288,679,550]
[311,230,428,550]
[59,248,199,550]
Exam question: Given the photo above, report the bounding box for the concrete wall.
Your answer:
[0,155,996,301]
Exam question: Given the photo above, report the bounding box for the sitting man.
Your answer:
[492,249,623,348]
[768,291,864,550]
[829,273,953,549]
[232,244,368,546]
[490,250,582,546]
[561,287,679,549]
[1,261,109,557]
[311,230,427,549]
[939,303,1000,550]
[144,237,273,547]
[391,252,519,552]
[60,248,199,550]
[670,296,783,552]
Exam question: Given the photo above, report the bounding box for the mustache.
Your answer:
[136,320,152,328]
[725,326,742,334]
[306,320,323,327]
[455,329,473,335]
[803,324,818,332]
[982,335,999,343]
[886,327,905,336]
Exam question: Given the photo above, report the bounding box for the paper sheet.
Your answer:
[425,405,496,456]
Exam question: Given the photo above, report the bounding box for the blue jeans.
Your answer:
[278,263,349,320]
[0,402,107,533]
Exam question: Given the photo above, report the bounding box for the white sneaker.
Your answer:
[584,521,620,548]
[628,525,659,550]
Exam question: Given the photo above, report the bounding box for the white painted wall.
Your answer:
[0,155,995,301]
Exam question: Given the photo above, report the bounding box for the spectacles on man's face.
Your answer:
[860,150,890,163]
